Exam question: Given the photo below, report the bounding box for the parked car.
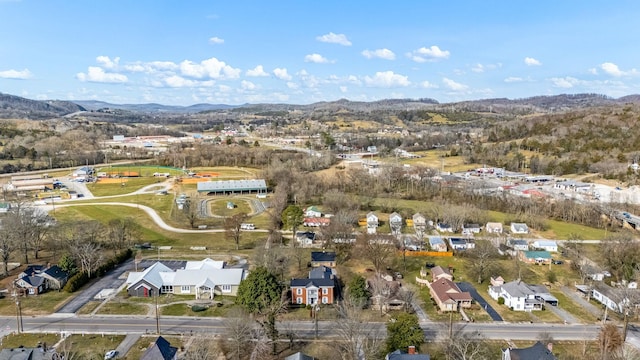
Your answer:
[552,260,564,265]
[425,262,436,268]
[104,350,118,359]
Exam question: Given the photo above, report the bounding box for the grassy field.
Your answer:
[0,291,74,316]
[60,334,125,359]
[96,165,186,177]
[88,177,163,196]
[96,301,149,315]
[0,332,60,349]
[209,197,253,216]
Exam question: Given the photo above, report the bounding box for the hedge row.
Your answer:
[63,248,133,293]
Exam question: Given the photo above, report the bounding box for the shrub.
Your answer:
[63,271,89,293]
[191,305,208,312]
[497,297,505,305]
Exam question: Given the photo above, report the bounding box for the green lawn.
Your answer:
[0,291,74,316]
[0,333,60,349]
[160,302,235,317]
[88,177,162,197]
[209,197,253,216]
[96,301,149,315]
[96,165,186,177]
[60,334,125,359]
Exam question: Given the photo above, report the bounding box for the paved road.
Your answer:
[457,282,503,322]
[56,258,135,314]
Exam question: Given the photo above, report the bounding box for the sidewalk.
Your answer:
[560,285,602,318]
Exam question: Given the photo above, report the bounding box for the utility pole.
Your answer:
[314,304,320,339]
[155,292,160,335]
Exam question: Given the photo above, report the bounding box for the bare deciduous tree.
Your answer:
[225,212,248,250]
[221,308,255,360]
[333,297,385,360]
[183,335,221,360]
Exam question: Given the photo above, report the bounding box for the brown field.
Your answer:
[97,178,130,184]
[178,177,215,184]
[106,171,139,177]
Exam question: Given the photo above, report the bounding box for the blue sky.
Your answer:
[1,1,639,106]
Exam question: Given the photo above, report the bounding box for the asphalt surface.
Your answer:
[457,281,503,322]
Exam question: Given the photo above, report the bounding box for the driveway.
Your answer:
[57,258,135,314]
[457,282,503,322]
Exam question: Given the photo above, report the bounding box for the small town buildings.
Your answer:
[502,341,557,360]
[14,265,69,295]
[386,346,430,360]
[304,206,322,218]
[197,179,267,195]
[448,238,475,251]
[510,223,529,234]
[591,283,640,312]
[412,213,427,233]
[461,224,481,235]
[0,347,58,360]
[531,240,558,252]
[303,217,330,227]
[290,278,335,305]
[389,212,403,235]
[436,223,454,233]
[485,222,503,234]
[428,236,448,252]
[508,239,529,251]
[431,266,453,282]
[489,280,558,311]
[295,231,316,247]
[428,278,472,312]
[520,251,552,265]
[126,260,245,299]
[0,202,10,213]
[140,336,178,360]
[285,352,315,360]
[367,212,379,234]
[310,251,337,268]
[490,276,505,287]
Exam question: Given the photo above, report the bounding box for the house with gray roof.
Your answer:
[502,341,557,360]
[0,347,57,360]
[126,260,245,299]
[489,280,557,311]
[508,239,529,251]
[510,223,529,234]
[428,236,447,252]
[285,352,315,360]
[140,336,178,360]
[14,264,69,295]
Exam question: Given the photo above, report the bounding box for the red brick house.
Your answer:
[290,278,335,305]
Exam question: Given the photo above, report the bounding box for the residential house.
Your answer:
[412,213,427,234]
[295,231,316,247]
[490,276,505,287]
[448,238,475,251]
[0,347,57,360]
[140,336,178,360]
[303,217,330,227]
[126,260,245,299]
[428,236,448,252]
[436,223,454,233]
[508,239,529,251]
[510,223,529,234]
[428,278,472,312]
[389,212,403,235]
[367,212,379,234]
[304,206,322,218]
[485,222,503,234]
[583,265,606,281]
[591,283,640,312]
[502,341,557,360]
[461,224,481,235]
[311,251,337,268]
[14,264,69,295]
[386,346,430,360]
[489,280,558,311]
[0,202,10,213]
[431,266,453,282]
[285,352,315,360]
[520,251,552,265]
[532,240,558,252]
[309,265,335,280]
[290,278,335,305]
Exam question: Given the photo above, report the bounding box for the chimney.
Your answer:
[547,342,553,353]
[408,346,416,355]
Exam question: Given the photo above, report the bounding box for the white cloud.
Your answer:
[286,82,299,89]
[504,77,524,83]
[420,81,437,89]
[550,76,578,88]
[179,57,241,79]
[524,57,542,66]
[124,61,178,73]
[340,86,348,93]
[600,62,639,77]
[76,67,128,83]
[364,71,410,87]
[409,46,450,63]
[471,63,501,73]
[588,68,598,75]
[304,53,331,63]
[0,68,32,79]
[163,75,214,88]
[273,68,292,81]
[362,48,396,60]
[442,77,468,91]
[246,65,269,77]
[96,56,120,69]
[209,36,224,44]
[316,32,352,46]
[471,64,485,73]
[241,80,256,90]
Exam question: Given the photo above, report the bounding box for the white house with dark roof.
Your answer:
[436,223,454,233]
[532,240,558,252]
[389,212,403,235]
[489,280,558,311]
[485,222,503,234]
[508,239,530,251]
[367,212,379,234]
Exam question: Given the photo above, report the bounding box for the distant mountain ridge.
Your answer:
[1,92,639,120]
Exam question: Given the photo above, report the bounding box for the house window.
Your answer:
[322,297,328,304]
[297,297,303,304]
[181,285,190,294]
[322,288,328,295]
[296,288,302,295]
[161,285,173,294]
[221,285,232,293]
